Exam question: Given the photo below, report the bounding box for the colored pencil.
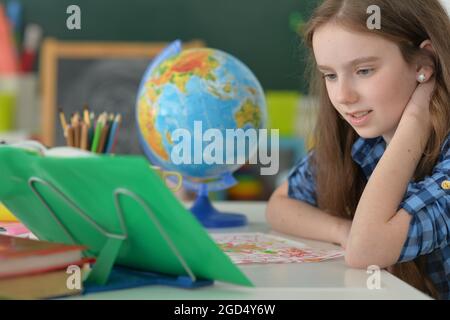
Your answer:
[66,125,74,147]
[71,113,80,148]
[83,104,90,126]
[58,108,68,137]
[108,114,122,154]
[90,114,105,153]
[97,117,111,153]
[80,123,88,150]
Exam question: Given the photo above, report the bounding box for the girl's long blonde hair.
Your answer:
[303,0,450,299]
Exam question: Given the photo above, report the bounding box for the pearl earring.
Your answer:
[418,74,426,83]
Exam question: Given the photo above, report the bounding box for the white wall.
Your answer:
[440,0,450,15]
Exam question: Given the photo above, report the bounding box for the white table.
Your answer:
[73,201,431,300]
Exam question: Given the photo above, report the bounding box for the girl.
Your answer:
[266,0,450,299]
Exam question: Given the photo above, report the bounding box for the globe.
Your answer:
[136,40,267,227]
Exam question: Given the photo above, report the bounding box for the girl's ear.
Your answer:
[416,40,436,81]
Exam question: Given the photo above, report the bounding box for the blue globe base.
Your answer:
[190,192,247,228]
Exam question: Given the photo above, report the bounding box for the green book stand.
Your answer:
[0,147,252,289]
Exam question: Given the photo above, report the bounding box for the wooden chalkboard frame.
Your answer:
[39,38,205,147]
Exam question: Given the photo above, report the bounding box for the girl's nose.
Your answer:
[335,79,359,105]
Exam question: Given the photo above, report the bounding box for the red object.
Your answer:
[20,50,36,73]
[0,4,18,74]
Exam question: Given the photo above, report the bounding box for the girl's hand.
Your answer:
[401,76,436,123]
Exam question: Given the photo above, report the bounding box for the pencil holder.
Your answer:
[59,107,122,154]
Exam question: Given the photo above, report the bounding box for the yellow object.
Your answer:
[266,91,300,137]
[0,92,16,132]
[150,165,183,192]
[441,180,450,190]
[0,202,18,222]
[307,134,315,150]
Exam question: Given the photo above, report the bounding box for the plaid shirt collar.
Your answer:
[351,136,387,178]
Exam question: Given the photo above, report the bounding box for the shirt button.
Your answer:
[442,180,450,190]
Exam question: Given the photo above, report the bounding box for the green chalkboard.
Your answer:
[4,0,318,92]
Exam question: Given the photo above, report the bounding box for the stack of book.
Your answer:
[0,234,92,299]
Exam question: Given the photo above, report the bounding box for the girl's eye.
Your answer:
[357,68,374,76]
[323,74,337,81]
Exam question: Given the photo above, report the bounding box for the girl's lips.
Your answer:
[347,110,373,126]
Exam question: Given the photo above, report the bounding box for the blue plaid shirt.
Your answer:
[288,134,450,300]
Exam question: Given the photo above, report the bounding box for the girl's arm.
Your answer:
[266,181,352,248]
[345,79,435,268]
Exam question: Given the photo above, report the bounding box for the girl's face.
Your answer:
[312,23,418,143]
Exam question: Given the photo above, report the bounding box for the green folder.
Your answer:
[0,147,252,287]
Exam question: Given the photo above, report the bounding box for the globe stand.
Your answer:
[190,184,247,228]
